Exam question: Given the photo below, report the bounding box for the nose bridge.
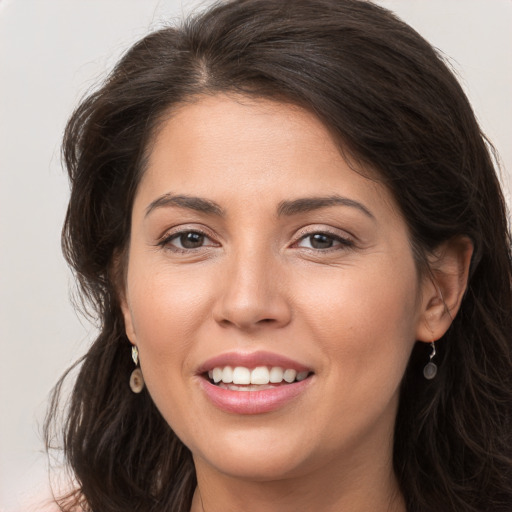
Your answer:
[214,235,291,330]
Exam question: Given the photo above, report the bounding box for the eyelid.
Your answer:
[292,225,356,244]
[157,223,217,240]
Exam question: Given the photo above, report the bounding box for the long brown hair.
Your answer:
[46,1,512,510]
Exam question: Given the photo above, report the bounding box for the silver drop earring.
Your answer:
[129,345,145,393]
[423,341,437,380]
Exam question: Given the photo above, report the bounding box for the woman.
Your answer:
[46,0,512,510]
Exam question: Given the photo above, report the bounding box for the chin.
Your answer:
[197,453,310,482]
[191,428,317,481]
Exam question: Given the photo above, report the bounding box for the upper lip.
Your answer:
[197,351,312,374]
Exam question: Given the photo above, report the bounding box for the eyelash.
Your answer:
[157,229,219,253]
[294,231,355,251]
[157,228,355,254]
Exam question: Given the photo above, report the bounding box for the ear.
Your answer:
[111,248,138,345]
[120,293,137,345]
[416,236,473,342]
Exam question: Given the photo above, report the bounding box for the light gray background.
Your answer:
[1,1,511,510]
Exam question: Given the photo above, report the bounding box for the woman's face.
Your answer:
[121,94,429,482]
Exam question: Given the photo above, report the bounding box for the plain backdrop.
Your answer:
[1,1,511,510]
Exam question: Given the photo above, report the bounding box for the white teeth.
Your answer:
[296,371,309,382]
[208,365,310,385]
[283,369,297,383]
[222,366,234,383]
[212,367,223,384]
[269,367,284,383]
[219,383,276,391]
[250,366,270,385]
[232,367,251,385]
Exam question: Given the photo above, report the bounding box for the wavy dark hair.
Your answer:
[45,0,512,511]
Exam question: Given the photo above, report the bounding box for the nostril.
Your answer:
[212,284,292,330]
[217,316,278,329]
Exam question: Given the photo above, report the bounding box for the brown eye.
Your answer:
[296,232,354,250]
[308,234,334,249]
[179,232,205,249]
[160,230,217,251]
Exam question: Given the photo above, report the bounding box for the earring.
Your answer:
[423,341,438,380]
[129,345,145,393]
[132,345,139,365]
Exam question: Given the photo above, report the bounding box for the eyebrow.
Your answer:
[277,195,375,219]
[145,193,374,220]
[145,194,225,217]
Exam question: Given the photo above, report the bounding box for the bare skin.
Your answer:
[121,94,472,512]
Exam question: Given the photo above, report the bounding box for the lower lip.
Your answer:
[198,377,312,415]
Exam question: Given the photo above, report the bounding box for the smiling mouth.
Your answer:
[205,365,313,390]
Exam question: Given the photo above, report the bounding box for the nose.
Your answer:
[212,247,292,331]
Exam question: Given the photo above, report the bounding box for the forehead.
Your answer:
[136,94,399,220]
[145,94,340,175]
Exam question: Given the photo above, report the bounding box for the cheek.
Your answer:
[125,260,215,407]
[125,268,208,433]
[128,263,209,343]
[282,260,420,452]
[296,257,420,384]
